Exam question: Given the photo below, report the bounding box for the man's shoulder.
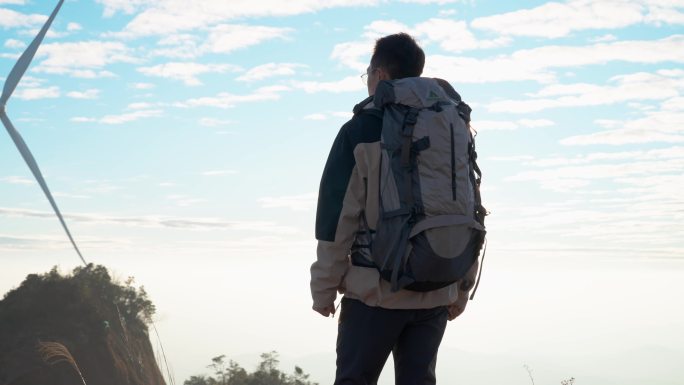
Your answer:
[340,108,383,144]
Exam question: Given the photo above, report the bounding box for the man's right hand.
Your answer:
[313,304,336,317]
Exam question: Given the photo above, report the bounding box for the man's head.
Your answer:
[366,33,425,95]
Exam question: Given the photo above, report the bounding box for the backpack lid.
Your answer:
[374,77,472,123]
[374,77,451,108]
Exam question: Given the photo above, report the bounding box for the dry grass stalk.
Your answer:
[37,341,87,385]
[523,364,535,385]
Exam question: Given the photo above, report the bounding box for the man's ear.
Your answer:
[377,67,391,81]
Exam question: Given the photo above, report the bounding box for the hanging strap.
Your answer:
[469,237,487,300]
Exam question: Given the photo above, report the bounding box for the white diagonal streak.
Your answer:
[0,0,87,265]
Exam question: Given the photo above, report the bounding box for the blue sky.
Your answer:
[1,0,683,384]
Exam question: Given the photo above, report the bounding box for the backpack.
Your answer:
[352,77,487,297]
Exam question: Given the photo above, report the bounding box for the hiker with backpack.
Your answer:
[310,33,487,385]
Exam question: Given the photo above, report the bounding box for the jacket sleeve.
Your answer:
[447,258,480,320]
[310,122,364,310]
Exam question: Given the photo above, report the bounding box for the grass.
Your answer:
[37,341,87,385]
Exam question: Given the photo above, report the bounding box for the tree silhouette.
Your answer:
[183,351,317,385]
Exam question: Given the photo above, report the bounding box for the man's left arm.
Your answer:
[310,123,363,316]
[447,258,480,320]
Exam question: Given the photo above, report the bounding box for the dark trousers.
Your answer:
[334,297,448,385]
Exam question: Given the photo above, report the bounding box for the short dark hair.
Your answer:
[370,33,425,79]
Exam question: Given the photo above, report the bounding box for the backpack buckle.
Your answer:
[408,205,424,223]
[404,108,419,125]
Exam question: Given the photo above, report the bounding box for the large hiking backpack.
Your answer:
[352,77,487,296]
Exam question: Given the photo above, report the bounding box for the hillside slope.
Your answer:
[0,265,166,385]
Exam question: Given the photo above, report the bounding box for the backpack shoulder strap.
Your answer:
[353,95,383,120]
[434,77,472,124]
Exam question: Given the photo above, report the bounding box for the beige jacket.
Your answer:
[310,106,478,312]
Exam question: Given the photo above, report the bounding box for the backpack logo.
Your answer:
[426,89,441,101]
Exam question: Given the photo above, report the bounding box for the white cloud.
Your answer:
[100,109,163,124]
[304,113,328,121]
[19,27,68,39]
[399,0,467,3]
[518,119,555,128]
[198,117,233,127]
[130,82,155,89]
[34,41,139,78]
[489,69,684,113]
[425,35,684,84]
[662,96,684,110]
[0,0,26,4]
[137,62,241,86]
[331,111,354,119]
[487,155,535,162]
[472,119,555,131]
[425,54,555,83]
[471,0,684,38]
[644,1,684,24]
[0,53,19,59]
[332,17,510,72]
[144,25,293,59]
[291,76,364,93]
[0,176,35,185]
[178,86,289,109]
[507,156,684,192]
[561,109,684,146]
[166,194,206,207]
[112,0,376,36]
[414,18,511,52]
[362,19,410,39]
[519,146,684,168]
[203,24,293,54]
[66,89,100,99]
[439,9,458,16]
[331,41,373,72]
[4,38,26,49]
[0,206,299,234]
[258,192,317,211]
[590,34,618,42]
[14,86,59,100]
[237,63,307,82]
[150,33,200,59]
[71,117,98,123]
[0,233,124,252]
[304,111,353,121]
[72,110,164,125]
[326,34,684,86]
[53,192,91,199]
[67,22,82,31]
[0,8,45,29]
[96,0,151,17]
[127,102,155,109]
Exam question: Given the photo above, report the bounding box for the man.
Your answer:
[311,33,479,385]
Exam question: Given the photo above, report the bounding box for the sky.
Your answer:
[1,0,683,384]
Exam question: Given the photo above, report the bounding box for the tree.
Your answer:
[225,360,248,385]
[183,375,211,385]
[208,355,227,385]
[184,352,317,385]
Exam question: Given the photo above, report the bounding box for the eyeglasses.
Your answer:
[361,68,377,85]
